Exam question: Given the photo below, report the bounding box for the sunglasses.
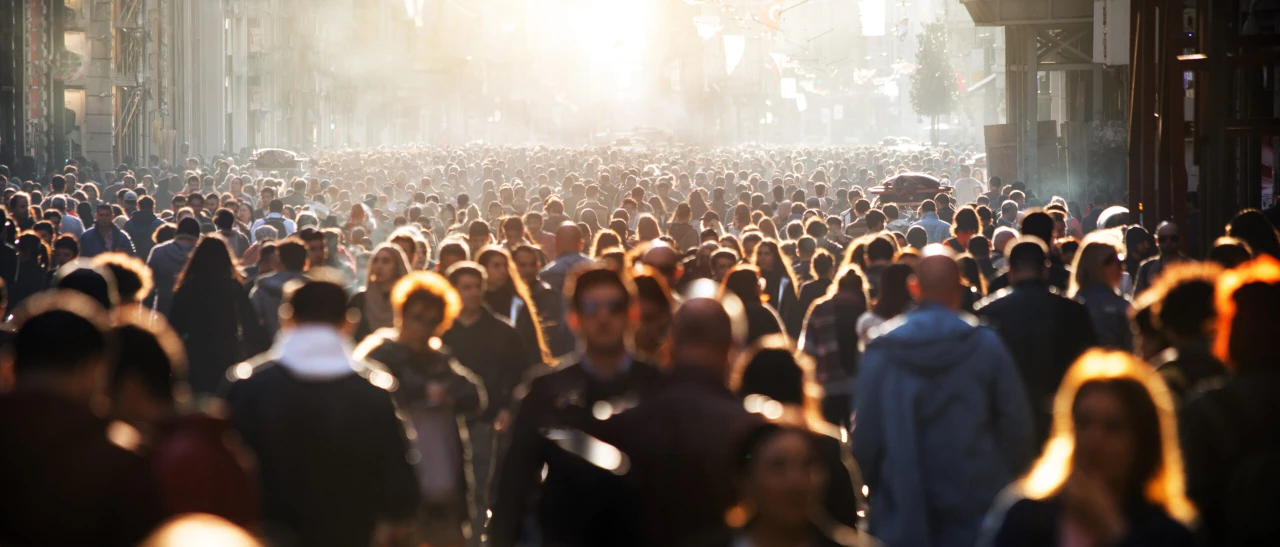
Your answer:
[580,298,628,316]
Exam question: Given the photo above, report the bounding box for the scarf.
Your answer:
[362,288,395,332]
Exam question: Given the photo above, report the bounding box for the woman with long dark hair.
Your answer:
[984,350,1195,546]
[856,263,914,348]
[9,231,51,313]
[753,239,803,338]
[348,243,411,342]
[799,265,869,428]
[720,265,785,346]
[168,236,267,396]
[477,246,549,366]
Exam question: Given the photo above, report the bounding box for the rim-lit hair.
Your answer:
[1020,349,1196,525]
[365,243,411,289]
[391,271,461,337]
[477,245,551,363]
[92,253,154,304]
[1068,232,1124,298]
[1213,255,1280,370]
[729,333,834,436]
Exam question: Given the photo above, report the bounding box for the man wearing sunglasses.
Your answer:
[1134,221,1188,296]
[490,266,662,547]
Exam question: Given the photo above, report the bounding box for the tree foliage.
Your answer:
[909,19,959,143]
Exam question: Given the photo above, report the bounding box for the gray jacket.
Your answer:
[249,270,307,337]
[146,237,196,315]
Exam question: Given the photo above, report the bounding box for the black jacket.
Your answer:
[975,281,1096,445]
[599,365,765,547]
[442,309,532,420]
[489,358,663,547]
[985,496,1193,547]
[223,357,421,547]
[0,391,164,547]
[356,332,487,533]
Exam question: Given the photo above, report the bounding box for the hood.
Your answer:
[867,304,986,375]
[271,324,358,380]
[153,239,195,262]
[256,270,306,297]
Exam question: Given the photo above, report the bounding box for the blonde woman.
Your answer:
[1069,234,1133,351]
[982,349,1195,546]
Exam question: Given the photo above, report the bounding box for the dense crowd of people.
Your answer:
[1,143,1279,547]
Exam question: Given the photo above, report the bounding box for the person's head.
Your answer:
[52,234,80,266]
[174,236,240,293]
[1226,209,1280,259]
[1207,236,1252,269]
[1019,211,1055,245]
[1007,238,1050,284]
[731,423,827,530]
[437,239,469,272]
[213,208,235,232]
[187,193,204,214]
[297,229,327,269]
[566,266,637,354]
[906,225,928,250]
[94,204,114,229]
[367,243,411,291]
[7,292,111,403]
[1213,255,1280,371]
[712,248,739,282]
[446,261,487,313]
[731,334,816,411]
[554,221,584,256]
[633,268,674,359]
[1143,263,1221,346]
[279,279,352,331]
[1155,221,1180,255]
[952,207,979,242]
[670,296,736,378]
[1021,350,1195,526]
[909,247,964,309]
[864,209,886,233]
[1070,234,1125,297]
[721,264,764,305]
[107,317,187,426]
[390,271,461,349]
[966,234,991,259]
[92,253,153,305]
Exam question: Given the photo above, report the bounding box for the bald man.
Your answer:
[539,222,591,296]
[601,297,761,547]
[854,245,1033,547]
[638,242,681,287]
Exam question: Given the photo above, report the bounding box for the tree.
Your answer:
[909,19,959,145]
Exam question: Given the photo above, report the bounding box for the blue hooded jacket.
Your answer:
[854,303,1034,547]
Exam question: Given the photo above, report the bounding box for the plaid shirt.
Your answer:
[798,293,863,395]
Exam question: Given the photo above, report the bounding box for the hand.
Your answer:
[494,409,513,432]
[1061,471,1128,544]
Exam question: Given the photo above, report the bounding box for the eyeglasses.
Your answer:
[580,298,628,316]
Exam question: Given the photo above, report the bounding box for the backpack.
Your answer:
[264,216,288,238]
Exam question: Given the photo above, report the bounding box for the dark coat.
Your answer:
[599,365,765,547]
[1180,367,1280,546]
[152,413,258,529]
[985,496,1193,547]
[170,278,268,395]
[975,281,1096,444]
[0,391,165,547]
[223,357,421,547]
[357,332,486,536]
[442,309,532,420]
[489,359,663,547]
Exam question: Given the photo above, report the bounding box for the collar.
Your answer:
[272,324,358,380]
[922,212,939,221]
[580,352,634,381]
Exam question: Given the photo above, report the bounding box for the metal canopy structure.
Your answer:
[964,0,1103,193]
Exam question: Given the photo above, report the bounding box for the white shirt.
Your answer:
[952,177,986,204]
